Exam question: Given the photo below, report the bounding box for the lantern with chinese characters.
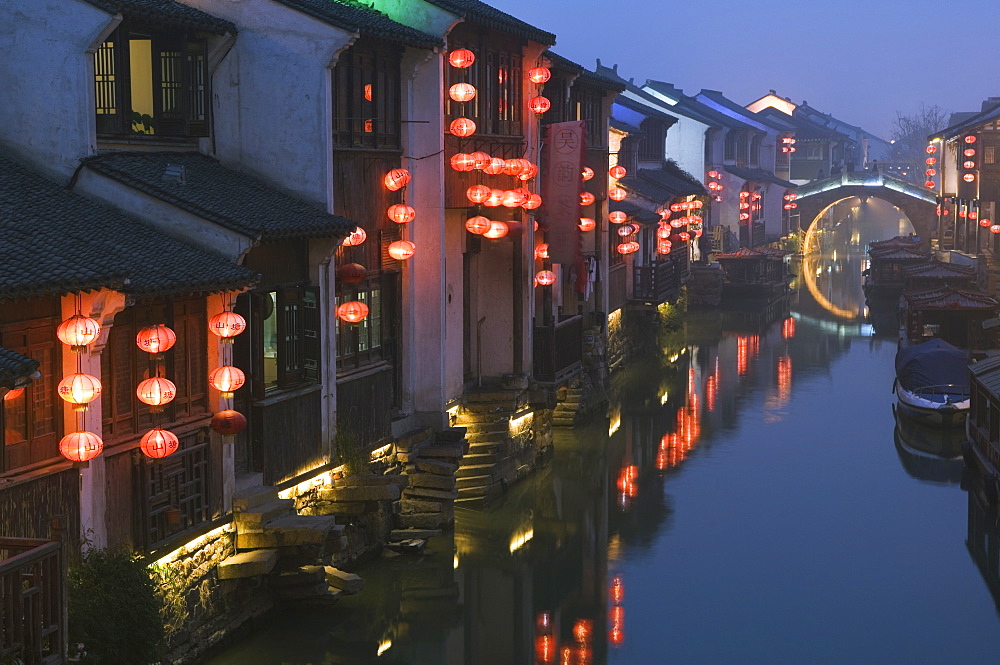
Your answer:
[388,240,416,260]
[136,324,176,355]
[528,66,551,84]
[467,185,491,204]
[528,96,551,114]
[518,162,539,181]
[502,159,522,177]
[387,204,416,224]
[56,314,101,352]
[57,373,101,410]
[609,211,627,224]
[536,270,556,286]
[618,224,637,237]
[450,153,476,172]
[449,83,477,102]
[502,189,527,208]
[209,366,245,398]
[964,173,976,182]
[609,187,627,201]
[337,263,367,284]
[136,377,176,411]
[465,216,491,235]
[484,189,504,207]
[337,301,370,323]
[534,243,549,260]
[483,221,509,239]
[59,431,103,462]
[209,311,246,341]
[470,151,491,169]
[579,217,596,232]
[343,227,366,246]
[582,167,595,181]
[383,168,410,191]
[522,193,542,210]
[140,428,180,459]
[450,118,476,137]
[658,240,672,254]
[211,409,247,436]
[448,48,475,68]
[580,192,595,206]
[609,165,627,179]
[484,157,505,175]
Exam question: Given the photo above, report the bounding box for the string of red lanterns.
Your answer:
[55,300,104,462]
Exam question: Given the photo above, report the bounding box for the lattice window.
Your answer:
[447,32,523,137]
[1,318,60,471]
[332,38,402,150]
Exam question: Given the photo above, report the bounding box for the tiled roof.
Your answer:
[81,0,235,34]
[904,286,999,310]
[271,0,442,48]
[933,105,1000,142]
[0,347,40,390]
[426,0,555,45]
[715,247,782,260]
[870,235,922,250]
[698,90,787,131]
[724,165,795,189]
[84,152,355,241]
[543,52,626,92]
[902,261,976,278]
[0,151,258,301]
[610,117,642,135]
[608,201,658,224]
[869,247,931,261]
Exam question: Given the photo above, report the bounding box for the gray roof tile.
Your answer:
[425,0,555,45]
[271,0,442,48]
[81,0,236,34]
[0,347,40,389]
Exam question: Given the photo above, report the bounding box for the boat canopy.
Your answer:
[895,338,970,391]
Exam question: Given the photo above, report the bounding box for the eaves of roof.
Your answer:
[614,94,678,126]
[723,165,795,189]
[0,347,40,390]
[81,0,236,34]
[932,105,1000,142]
[423,0,555,45]
[543,51,626,92]
[610,117,642,135]
[271,0,442,49]
[698,90,785,131]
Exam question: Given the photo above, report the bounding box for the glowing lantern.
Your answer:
[450,153,476,172]
[209,311,246,341]
[580,192,595,206]
[582,167,595,181]
[209,366,245,398]
[657,227,671,239]
[502,189,527,207]
[383,168,410,191]
[965,135,978,143]
[528,96,551,114]
[450,118,476,137]
[658,241,672,254]
[448,48,475,68]
[617,241,639,255]
[964,173,976,182]
[470,152,491,169]
[337,301,370,323]
[484,157,505,175]
[465,216,491,235]
[483,221,509,239]
[965,148,977,157]
[535,270,556,286]
[136,377,176,410]
[484,189,504,207]
[609,211,627,224]
[964,160,976,169]
[4,387,23,402]
[337,263,367,284]
[522,193,542,210]
[608,187,627,201]
[449,83,477,102]
[467,185,492,203]
[980,219,992,228]
[679,232,690,241]
[57,373,101,410]
[387,204,416,224]
[618,224,637,237]
[387,240,416,260]
[971,211,979,220]
[925,157,937,166]
[991,225,1000,234]
[528,66,551,84]
[534,243,550,260]
[343,227,366,246]
[59,431,103,462]
[57,314,101,351]
[502,159,522,176]
[925,180,936,188]
[518,162,539,181]
[139,428,180,459]
[579,217,596,231]
[707,170,720,178]
[925,169,936,177]
[926,145,937,154]
[211,409,247,436]
[609,165,627,179]
[136,324,176,355]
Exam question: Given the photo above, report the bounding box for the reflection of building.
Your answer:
[964,470,1000,613]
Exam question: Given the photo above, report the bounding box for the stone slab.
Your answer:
[389,528,442,541]
[419,442,467,459]
[402,487,459,501]
[232,486,279,512]
[333,474,408,488]
[399,512,445,529]
[406,459,458,475]
[325,566,365,594]
[408,473,457,491]
[400,498,447,514]
[318,485,400,502]
[234,498,295,529]
[217,549,279,580]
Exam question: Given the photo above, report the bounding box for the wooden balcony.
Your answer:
[533,315,584,383]
[632,260,682,305]
[0,537,64,665]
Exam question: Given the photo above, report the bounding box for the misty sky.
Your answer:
[490,0,1000,139]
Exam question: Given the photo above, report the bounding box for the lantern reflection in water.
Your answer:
[782,316,795,339]
[778,355,792,403]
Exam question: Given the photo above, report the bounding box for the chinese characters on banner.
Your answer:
[542,121,587,266]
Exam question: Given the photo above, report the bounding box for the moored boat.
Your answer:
[894,338,970,428]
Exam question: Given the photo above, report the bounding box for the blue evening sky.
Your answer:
[489,0,1000,138]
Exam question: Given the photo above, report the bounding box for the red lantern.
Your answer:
[484,189,504,207]
[925,180,936,188]
[467,185,491,203]
[609,165,627,179]
[211,409,248,436]
[450,153,476,172]
[502,189,527,208]
[579,217,596,231]
[136,377,176,410]
[483,221,509,239]
[56,314,101,351]
[964,148,977,157]
[383,168,410,191]
[925,157,937,166]
[209,311,246,341]
[707,170,720,178]
[926,145,937,153]
[963,160,976,169]
[657,227,671,239]
[337,301,370,323]
[465,216,491,235]
[387,240,416,260]
[518,162,539,181]
[965,135,978,144]
[448,48,475,68]
[609,187,627,201]
[450,118,476,137]
[343,227,366,246]
[522,193,542,210]
[580,192,595,206]
[609,211,627,224]
[925,169,936,177]
[980,219,991,227]
[484,157,505,175]
[964,173,976,182]
[535,270,556,286]
[57,373,101,410]
[209,366,245,397]
[136,324,176,354]
[139,428,180,459]
[449,83,477,102]
[387,204,416,225]
[658,241,672,254]
[59,431,103,462]
[528,66,551,84]
[337,263,367,284]
[582,167,595,181]
[991,225,1000,234]
[617,241,639,255]
[534,243,550,260]
[4,387,23,402]
[470,151,491,169]
[679,232,690,241]
[502,159,522,177]
[528,96,551,114]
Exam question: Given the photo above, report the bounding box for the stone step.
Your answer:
[389,528,442,542]
[456,475,493,490]
[399,512,446,529]
[402,486,459,501]
[419,442,468,459]
[463,390,519,403]
[455,464,497,479]
[232,485,280,512]
[459,402,517,415]
[317,484,402,502]
[237,514,336,550]
[467,440,504,453]
[406,459,458,476]
[218,549,279,580]
[461,452,498,466]
[394,428,433,452]
[454,411,508,424]
[460,422,508,435]
[235,498,295,530]
[333,474,408,488]
[465,430,507,444]
[408,473,457,491]
[457,481,500,498]
[434,427,467,443]
[400,498,449,514]
[325,566,365,594]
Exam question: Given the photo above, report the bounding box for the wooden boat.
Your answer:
[893,338,970,428]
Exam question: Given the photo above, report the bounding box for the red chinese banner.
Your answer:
[542,121,586,265]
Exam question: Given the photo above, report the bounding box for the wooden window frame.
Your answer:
[447,35,524,138]
[332,38,403,150]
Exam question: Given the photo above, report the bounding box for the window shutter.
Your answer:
[95,39,123,134]
[380,228,401,270]
[302,287,320,382]
[154,35,185,135]
[185,40,209,137]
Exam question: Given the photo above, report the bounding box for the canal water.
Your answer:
[205,205,1000,664]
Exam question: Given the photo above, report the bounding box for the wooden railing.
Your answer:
[632,260,682,304]
[0,538,64,665]
[533,315,584,383]
[253,385,325,486]
[337,364,394,453]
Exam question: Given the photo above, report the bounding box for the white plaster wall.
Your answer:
[642,85,710,179]
[368,0,458,36]
[0,1,116,179]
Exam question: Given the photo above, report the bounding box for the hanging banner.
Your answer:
[542,121,586,265]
